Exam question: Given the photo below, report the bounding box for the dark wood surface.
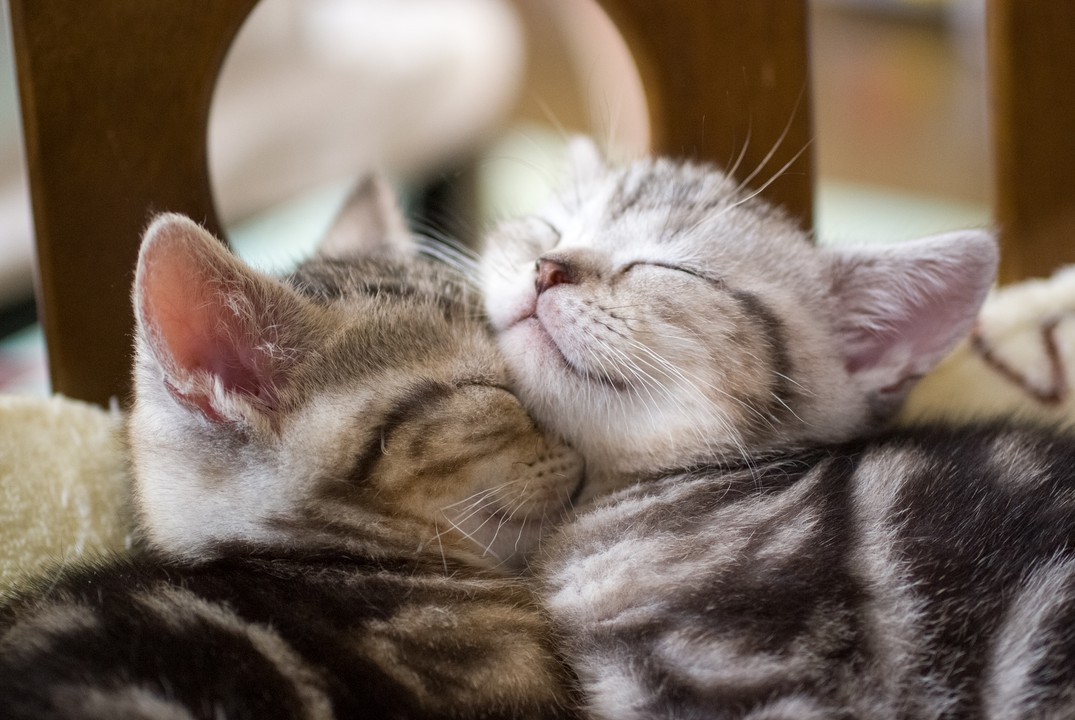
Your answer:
[596,0,815,228]
[989,1,1075,284]
[9,0,259,405]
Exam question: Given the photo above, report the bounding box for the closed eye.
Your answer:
[624,261,722,287]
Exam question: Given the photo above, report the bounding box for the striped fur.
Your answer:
[543,425,1075,719]
[0,551,580,719]
[0,179,584,719]
[478,143,1075,718]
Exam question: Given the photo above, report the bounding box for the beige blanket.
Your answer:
[0,395,130,594]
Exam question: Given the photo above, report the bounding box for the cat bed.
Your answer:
[3,264,1075,594]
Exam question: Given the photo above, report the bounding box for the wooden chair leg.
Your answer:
[989,1,1075,284]
[9,1,259,406]
[595,0,815,228]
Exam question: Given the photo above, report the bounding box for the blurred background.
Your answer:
[0,0,990,395]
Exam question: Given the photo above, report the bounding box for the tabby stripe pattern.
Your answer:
[1,552,581,719]
[543,424,1075,719]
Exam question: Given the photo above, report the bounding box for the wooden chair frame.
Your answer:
[7,0,1071,405]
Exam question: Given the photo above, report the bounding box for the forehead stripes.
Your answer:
[340,379,457,490]
[579,159,794,249]
[288,256,472,317]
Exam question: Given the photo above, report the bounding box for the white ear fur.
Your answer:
[134,214,310,425]
[318,175,413,259]
[826,229,998,410]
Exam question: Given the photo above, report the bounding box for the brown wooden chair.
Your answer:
[7,0,1071,406]
[9,2,260,406]
[8,1,812,406]
[988,3,1075,284]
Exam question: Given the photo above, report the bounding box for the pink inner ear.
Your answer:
[843,299,971,375]
[835,232,996,390]
[139,223,281,412]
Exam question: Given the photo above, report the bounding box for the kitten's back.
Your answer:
[541,422,1075,719]
[0,548,581,719]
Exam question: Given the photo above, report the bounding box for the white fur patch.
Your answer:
[583,660,654,720]
[655,631,806,690]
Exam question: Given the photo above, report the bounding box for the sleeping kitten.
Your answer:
[484,141,1075,718]
[0,179,584,719]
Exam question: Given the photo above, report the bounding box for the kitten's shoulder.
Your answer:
[841,418,1075,461]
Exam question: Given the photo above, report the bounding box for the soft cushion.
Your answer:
[0,394,130,595]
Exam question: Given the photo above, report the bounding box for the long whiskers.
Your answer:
[723,139,813,218]
[567,305,798,478]
[731,85,808,198]
[431,474,569,570]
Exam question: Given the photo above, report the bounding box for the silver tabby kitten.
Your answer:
[484,140,1075,718]
[0,179,584,719]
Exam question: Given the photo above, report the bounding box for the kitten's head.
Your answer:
[129,178,583,572]
[483,139,996,497]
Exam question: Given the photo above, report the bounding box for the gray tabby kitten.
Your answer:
[0,179,584,719]
[483,140,1075,718]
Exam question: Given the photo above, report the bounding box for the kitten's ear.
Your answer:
[565,135,608,183]
[134,214,311,426]
[827,230,997,411]
[317,175,414,259]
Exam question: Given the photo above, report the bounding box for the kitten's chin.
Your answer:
[501,315,630,396]
[500,316,561,374]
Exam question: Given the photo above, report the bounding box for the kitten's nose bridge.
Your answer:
[535,257,575,295]
[536,249,604,294]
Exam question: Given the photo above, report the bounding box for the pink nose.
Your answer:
[535,258,574,295]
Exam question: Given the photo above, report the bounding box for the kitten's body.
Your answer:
[483,143,1075,718]
[0,550,575,719]
[545,423,1075,719]
[0,181,584,719]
